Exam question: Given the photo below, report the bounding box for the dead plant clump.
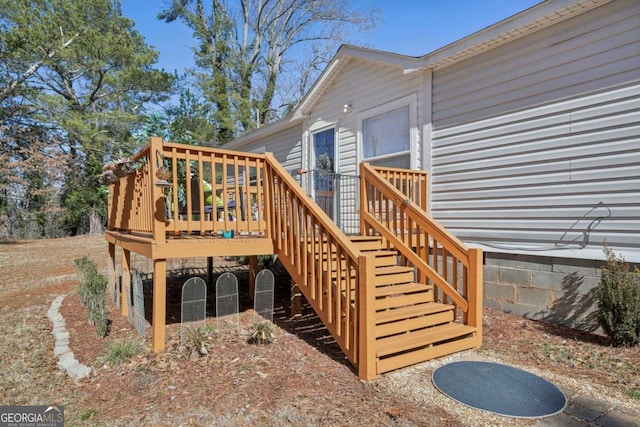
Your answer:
[0,235,638,426]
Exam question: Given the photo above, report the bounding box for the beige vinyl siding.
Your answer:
[430,0,640,259]
[309,58,424,175]
[433,0,639,127]
[233,123,303,173]
[305,58,423,232]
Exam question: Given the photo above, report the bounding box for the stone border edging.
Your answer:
[47,295,91,380]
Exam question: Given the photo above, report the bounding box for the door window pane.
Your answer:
[313,128,335,172]
[312,128,335,219]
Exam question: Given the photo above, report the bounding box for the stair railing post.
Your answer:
[263,153,277,243]
[357,253,377,380]
[359,163,368,236]
[149,136,167,243]
[467,248,483,347]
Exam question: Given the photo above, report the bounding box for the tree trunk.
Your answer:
[89,209,103,235]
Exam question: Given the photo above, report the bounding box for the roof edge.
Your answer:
[414,0,612,71]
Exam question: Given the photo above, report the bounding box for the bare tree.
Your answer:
[160,0,378,142]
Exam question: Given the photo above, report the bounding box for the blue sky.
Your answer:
[121,1,542,75]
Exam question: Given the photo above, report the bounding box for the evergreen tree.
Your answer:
[1,0,175,235]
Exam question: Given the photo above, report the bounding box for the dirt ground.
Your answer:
[0,235,638,426]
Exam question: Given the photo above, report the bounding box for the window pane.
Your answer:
[363,107,409,159]
[369,155,410,169]
[312,128,335,219]
[313,128,335,172]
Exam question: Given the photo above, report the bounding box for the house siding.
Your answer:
[305,58,424,232]
[232,123,303,173]
[229,1,638,333]
[431,0,640,261]
[308,58,424,174]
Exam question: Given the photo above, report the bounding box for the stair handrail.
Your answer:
[264,153,362,261]
[360,162,476,313]
[264,153,376,379]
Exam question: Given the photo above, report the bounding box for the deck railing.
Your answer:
[263,153,377,379]
[106,146,155,234]
[106,139,479,379]
[360,162,482,341]
[294,169,361,234]
[107,137,270,239]
[371,165,428,212]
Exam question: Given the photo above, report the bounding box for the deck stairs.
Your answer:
[305,233,479,376]
[349,236,477,375]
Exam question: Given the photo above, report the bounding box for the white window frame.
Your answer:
[357,93,417,169]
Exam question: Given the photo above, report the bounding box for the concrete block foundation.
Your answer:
[482,253,618,334]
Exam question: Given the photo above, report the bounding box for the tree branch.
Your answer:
[0,32,80,102]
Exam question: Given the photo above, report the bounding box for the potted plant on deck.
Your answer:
[100,157,146,184]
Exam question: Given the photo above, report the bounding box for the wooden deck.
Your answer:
[105,230,274,259]
[105,137,483,380]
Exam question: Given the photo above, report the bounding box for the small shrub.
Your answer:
[183,326,211,358]
[597,247,640,347]
[100,338,142,365]
[627,389,640,400]
[77,409,98,422]
[249,321,275,345]
[74,257,97,305]
[74,257,109,337]
[541,342,572,362]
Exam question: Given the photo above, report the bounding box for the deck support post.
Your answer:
[248,255,258,302]
[107,242,116,298]
[467,248,483,347]
[357,254,377,380]
[152,259,167,352]
[290,279,302,318]
[120,248,131,318]
[206,256,214,288]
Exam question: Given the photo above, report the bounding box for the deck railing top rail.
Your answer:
[264,153,362,263]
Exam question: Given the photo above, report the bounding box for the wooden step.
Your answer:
[349,236,385,251]
[349,235,383,243]
[375,282,429,297]
[376,323,476,357]
[377,333,479,375]
[372,250,398,267]
[337,283,434,310]
[313,249,394,267]
[375,291,434,311]
[376,302,453,325]
[375,307,453,338]
[374,265,414,285]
